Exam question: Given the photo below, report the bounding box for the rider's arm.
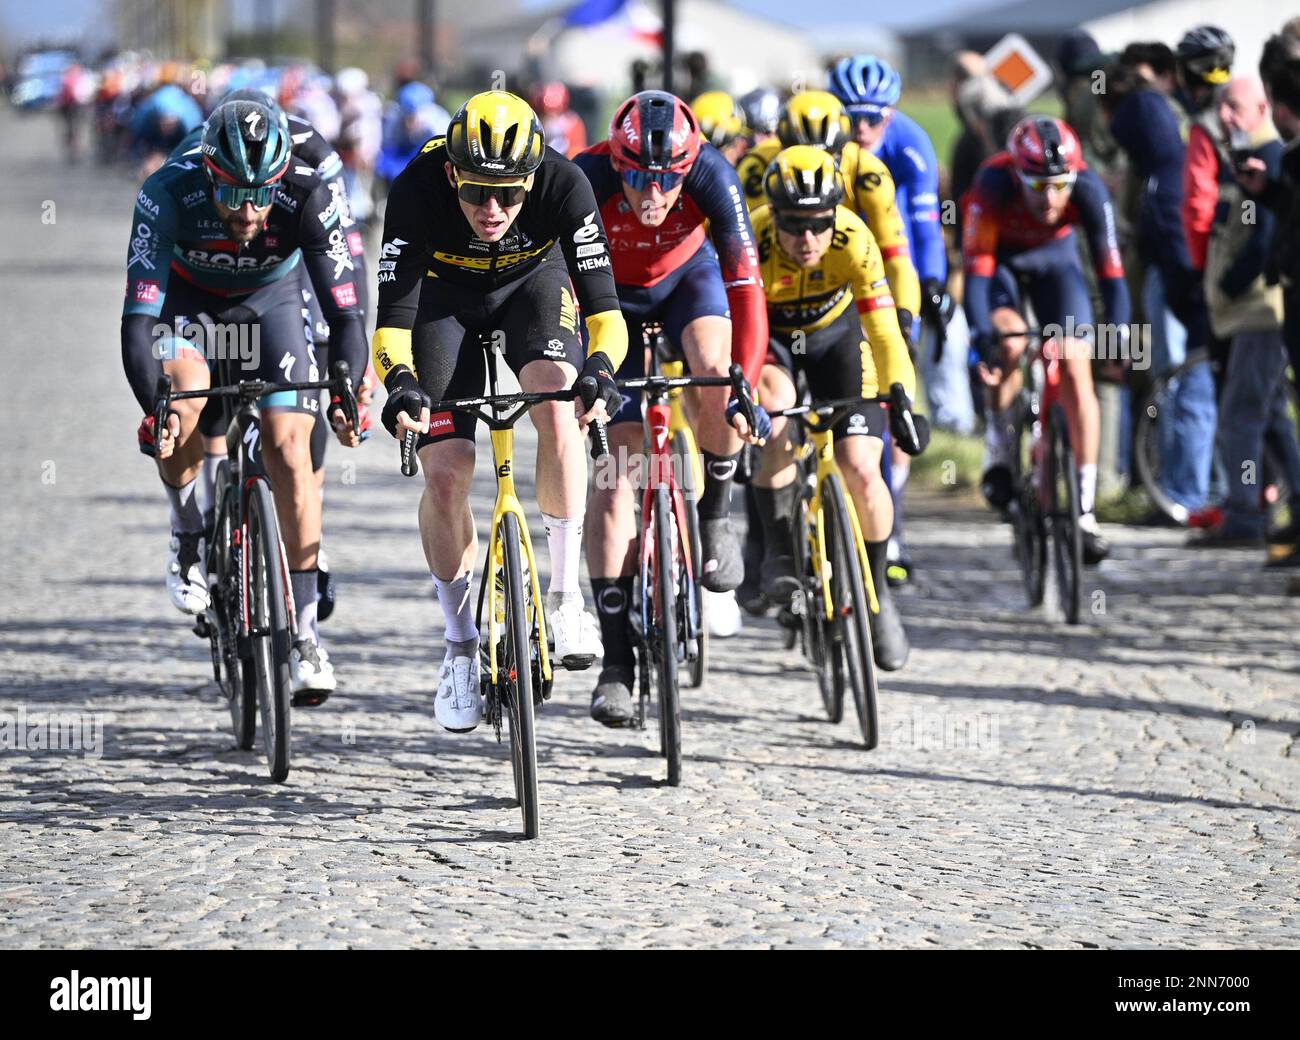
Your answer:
[845,214,916,400]
[1073,168,1132,328]
[687,146,769,386]
[551,159,629,373]
[843,144,922,320]
[297,179,369,380]
[891,119,948,288]
[1182,124,1219,272]
[1219,145,1282,298]
[121,174,180,412]
[959,174,1000,345]
[371,149,438,383]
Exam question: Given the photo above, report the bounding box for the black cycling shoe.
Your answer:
[590,666,635,727]
[981,464,1013,511]
[869,586,909,671]
[1079,515,1111,565]
[699,517,744,593]
[760,552,799,600]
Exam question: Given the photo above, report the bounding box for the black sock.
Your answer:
[698,451,740,520]
[753,484,798,557]
[591,576,635,671]
[865,540,889,601]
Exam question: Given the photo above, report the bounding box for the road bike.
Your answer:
[995,328,1084,624]
[613,360,751,785]
[152,355,358,783]
[767,395,886,748]
[397,335,605,838]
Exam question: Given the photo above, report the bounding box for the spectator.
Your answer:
[376,81,450,187]
[335,67,383,223]
[1194,76,1300,546]
[531,82,587,158]
[1102,59,1216,515]
[1120,42,1179,95]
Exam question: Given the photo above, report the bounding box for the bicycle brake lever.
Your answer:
[727,364,758,428]
[400,428,418,477]
[589,419,610,461]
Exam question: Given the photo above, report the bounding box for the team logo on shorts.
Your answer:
[558,286,577,334]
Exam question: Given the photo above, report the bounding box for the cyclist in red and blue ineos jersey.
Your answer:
[572,90,769,726]
[962,115,1131,564]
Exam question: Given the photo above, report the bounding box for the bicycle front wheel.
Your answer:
[793,484,842,723]
[651,486,682,786]
[245,477,293,782]
[500,513,540,838]
[212,462,254,750]
[1047,404,1083,625]
[1009,396,1046,607]
[823,476,879,748]
[674,429,708,688]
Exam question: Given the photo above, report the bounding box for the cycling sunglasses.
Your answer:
[775,212,836,236]
[1018,171,1077,195]
[455,176,530,207]
[206,172,279,209]
[619,166,685,192]
[847,105,889,128]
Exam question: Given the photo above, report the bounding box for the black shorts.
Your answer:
[176,265,325,438]
[766,305,885,440]
[412,248,584,446]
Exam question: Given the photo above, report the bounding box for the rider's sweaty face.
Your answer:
[622,180,685,227]
[1023,181,1072,223]
[213,198,272,243]
[776,214,835,269]
[446,164,525,242]
[852,111,891,150]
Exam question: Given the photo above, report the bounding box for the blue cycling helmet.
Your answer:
[828,55,902,110]
[398,81,435,117]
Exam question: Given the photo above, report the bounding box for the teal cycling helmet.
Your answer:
[201,98,292,189]
[828,55,902,111]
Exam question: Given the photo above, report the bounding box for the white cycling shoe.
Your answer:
[435,641,483,733]
[547,592,603,670]
[703,588,742,638]
[291,640,336,706]
[167,532,209,616]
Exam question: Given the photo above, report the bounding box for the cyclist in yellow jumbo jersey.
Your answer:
[736,90,922,350]
[691,91,749,165]
[747,147,930,671]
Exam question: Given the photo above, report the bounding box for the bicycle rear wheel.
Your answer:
[650,486,682,786]
[1009,396,1046,607]
[500,513,540,838]
[1047,404,1083,625]
[823,476,878,748]
[245,477,293,782]
[674,429,708,688]
[211,463,254,750]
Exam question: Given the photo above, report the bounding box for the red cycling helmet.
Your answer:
[531,81,570,116]
[1007,116,1083,178]
[608,90,701,174]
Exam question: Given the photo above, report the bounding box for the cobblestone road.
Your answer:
[2,110,1298,948]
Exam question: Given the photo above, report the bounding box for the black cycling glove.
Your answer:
[380,366,431,438]
[888,384,931,457]
[576,352,620,419]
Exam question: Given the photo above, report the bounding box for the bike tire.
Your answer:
[792,484,842,723]
[652,486,682,786]
[673,429,708,688]
[245,478,293,782]
[500,513,540,838]
[823,476,879,749]
[1009,396,1046,607]
[212,462,255,750]
[1047,405,1083,625]
[1133,347,1211,526]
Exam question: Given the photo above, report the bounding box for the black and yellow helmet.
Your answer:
[445,90,546,178]
[764,145,844,212]
[777,90,851,153]
[691,91,744,149]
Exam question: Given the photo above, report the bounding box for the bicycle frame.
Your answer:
[1010,332,1065,512]
[639,386,699,643]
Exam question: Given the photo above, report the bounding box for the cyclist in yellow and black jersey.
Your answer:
[747,146,929,673]
[372,90,629,735]
[735,91,921,347]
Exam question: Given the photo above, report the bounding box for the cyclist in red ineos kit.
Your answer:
[572,91,770,725]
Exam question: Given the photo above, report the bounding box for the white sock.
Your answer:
[542,513,582,597]
[164,477,203,534]
[290,570,319,643]
[984,410,1010,469]
[198,453,223,516]
[1078,464,1097,516]
[433,573,477,645]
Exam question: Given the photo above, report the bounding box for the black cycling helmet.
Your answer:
[763,145,844,211]
[201,98,292,186]
[738,86,780,137]
[1176,25,1235,85]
